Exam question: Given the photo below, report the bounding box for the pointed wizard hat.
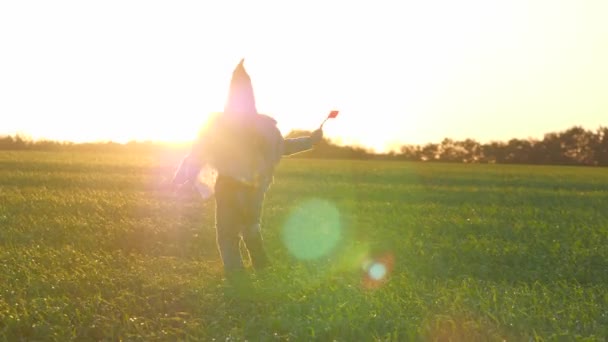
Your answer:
[224,58,258,116]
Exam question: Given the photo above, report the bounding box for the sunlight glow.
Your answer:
[1,1,607,149]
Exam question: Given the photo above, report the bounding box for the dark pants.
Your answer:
[214,175,269,272]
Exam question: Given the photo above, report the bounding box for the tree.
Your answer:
[458,139,482,163]
[439,138,467,162]
[593,126,608,166]
[504,139,533,164]
[399,145,421,161]
[420,143,440,162]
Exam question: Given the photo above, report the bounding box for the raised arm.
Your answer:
[282,129,323,156]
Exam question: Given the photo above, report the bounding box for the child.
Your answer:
[172,59,323,273]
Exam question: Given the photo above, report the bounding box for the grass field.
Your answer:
[1,150,607,341]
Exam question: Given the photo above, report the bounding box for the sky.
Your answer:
[1,0,607,152]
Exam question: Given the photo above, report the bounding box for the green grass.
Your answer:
[1,150,607,340]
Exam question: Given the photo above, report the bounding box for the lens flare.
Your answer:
[368,262,387,280]
[282,198,341,260]
[362,253,394,289]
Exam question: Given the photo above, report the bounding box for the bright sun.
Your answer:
[2,1,607,149]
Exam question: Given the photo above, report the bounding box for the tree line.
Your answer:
[0,136,189,154]
[2,125,607,166]
[289,126,608,166]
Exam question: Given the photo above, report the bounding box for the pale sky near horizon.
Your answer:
[1,0,607,152]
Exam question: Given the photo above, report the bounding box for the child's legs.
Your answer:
[242,223,268,270]
[241,186,269,270]
[215,177,245,272]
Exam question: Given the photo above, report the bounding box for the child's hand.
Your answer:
[311,128,323,145]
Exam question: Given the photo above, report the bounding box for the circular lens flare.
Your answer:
[282,198,341,260]
[368,262,387,280]
[362,253,394,289]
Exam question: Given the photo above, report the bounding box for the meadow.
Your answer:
[1,150,607,341]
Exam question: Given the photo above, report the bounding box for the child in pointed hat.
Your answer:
[172,59,323,273]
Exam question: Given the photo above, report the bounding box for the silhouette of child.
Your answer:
[172,59,323,273]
